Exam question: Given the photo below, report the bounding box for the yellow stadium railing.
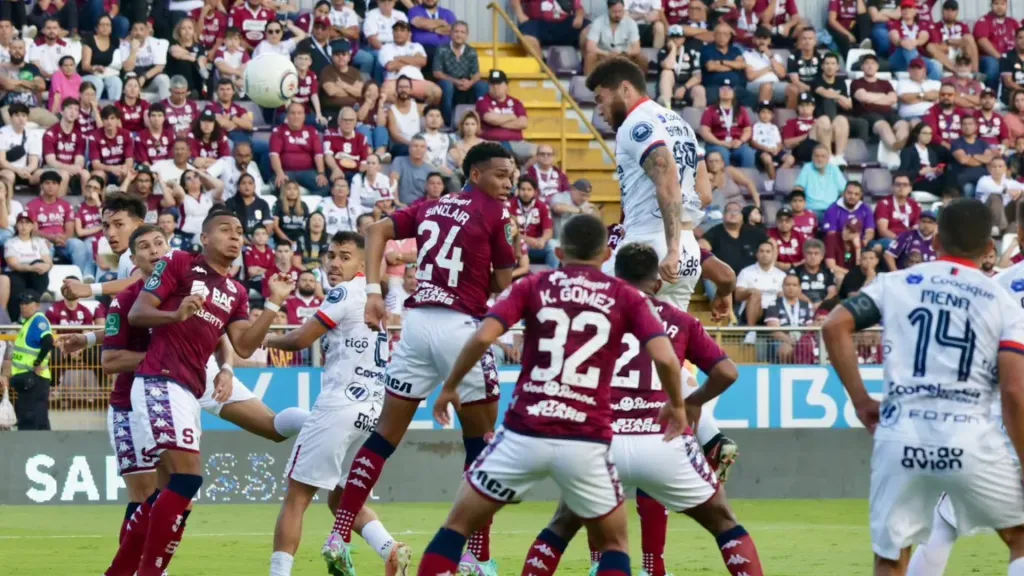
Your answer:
[486,2,615,172]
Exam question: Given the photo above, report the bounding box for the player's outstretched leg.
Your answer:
[906,495,958,576]
[685,489,765,576]
[999,524,1024,575]
[683,376,738,482]
[321,486,412,576]
[583,503,632,576]
[457,403,500,576]
[520,500,583,576]
[636,489,670,576]
[417,481,505,576]
[215,391,310,442]
[135,450,203,576]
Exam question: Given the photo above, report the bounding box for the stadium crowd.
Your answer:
[0,0,1020,373]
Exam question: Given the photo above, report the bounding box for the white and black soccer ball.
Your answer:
[244,52,300,108]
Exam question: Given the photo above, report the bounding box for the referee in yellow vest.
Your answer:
[11,291,53,430]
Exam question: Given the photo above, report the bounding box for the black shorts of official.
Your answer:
[519,18,590,47]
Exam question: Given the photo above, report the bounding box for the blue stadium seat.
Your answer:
[238,100,270,130]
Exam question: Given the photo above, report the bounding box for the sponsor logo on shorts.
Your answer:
[386,375,412,395]
[472,469,518,501]
[412,281,455,307]
[610,417,662,434]
[888,382,983,405]
[354,411,378,432]
[901,445,964,471]
[524,399,587,423]
[612,396,665,412]
[522,381,597,406]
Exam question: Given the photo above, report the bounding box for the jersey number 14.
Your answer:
[908,307,976,382]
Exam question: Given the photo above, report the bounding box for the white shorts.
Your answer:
[611,432,718,512]
[603,228,701,311]
[870,436,1024,560]
[466,428,624,519]
[285,402,378,490]
[198,370,256,416]
[130,376,203,457]
[385,307,500,404]
[106,406,157,476]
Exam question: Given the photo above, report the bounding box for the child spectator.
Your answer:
[157,209,186,250]
[768,207,806,271]
[213,28,250,97]
[49,56,81,114]
[787,190,819,238]
[75,177,104,260]
[244,224,275,293]
[750,101,789,193]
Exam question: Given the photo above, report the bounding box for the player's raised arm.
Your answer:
[823,292,883,431]
[265,315,330,351]
[363,217,397,330]
[226,273,296,358]
[61,272,141,300]
[643,144,684,284]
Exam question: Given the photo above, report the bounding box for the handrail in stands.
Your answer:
[486,2,616,170]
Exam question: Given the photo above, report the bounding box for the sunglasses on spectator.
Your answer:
[267,28,283,34]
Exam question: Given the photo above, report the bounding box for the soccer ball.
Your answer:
[244,52,299,108]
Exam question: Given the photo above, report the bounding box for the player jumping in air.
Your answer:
[421,214,687,576]
[518,242,764,576]
[323,143,520,576]
[823,198,1024,576]
[107,209,294,576]
[906,200,1024,576]
[263,231,412,576]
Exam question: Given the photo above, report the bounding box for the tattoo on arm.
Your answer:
[643,145,682,252]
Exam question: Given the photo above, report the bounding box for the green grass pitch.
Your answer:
[0,500,1008,575]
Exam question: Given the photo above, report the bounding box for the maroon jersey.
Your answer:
[475,95,527,141]
[977,111,1010,146]
[208,100,251,125]
[190,7,229,50]
[874,195,921,237]
[791,210,818,238]
[701,105,752,142]
[284,294,322,325]
[46,300,95,327]
[782,116,816,142]
[923,106,967,145]
[888,19,928,54]
[607,223,625,250]
[754,0,800,27]
[243,244,275,275]
[138,251,250,397]
[662,0,689,25]
[77,203,103,239]
[25,197,73,236]
[390,188,517,318]
[508,197,553,239]
[229,3,277,49]
[323,131,370,173]
[189,133,231,161]
[163,99,202,136]
[42,122,86,164]
[931,20,969,44]
[488,267,667,442]
[285,72,318,114]
[261,263,303,297]
[104,281,149,410]
[116,99,150,133]
[611,296,726,435]
[974,12,1020,56]
[768,228,806,266]
[92,129,134,167]
[77,106,99,137]
[134,128,175,164]
[269,124,323,171]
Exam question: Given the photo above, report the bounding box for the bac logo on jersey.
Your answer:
[211,288,235,312]
[878,400,901,428]
[907,274,923,285]
[631,121,653,143]
[1012,279,1024,292]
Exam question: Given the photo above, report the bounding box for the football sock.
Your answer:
[154,510,190,572]
[273,407,310,438]
[464,436,492,562]
[417,527,466,576]
[636,489,669,576]
[361,519,397,561]
[520,528,567,576]
[716,525,764,576]
[119,502,141,543]
[136,474,202,576]
[596,550,631,576]
[1009,557,1024,576]
[696,413,722,447]
[105,490,159,576]
[332,432,395,542]
[269,551,294,576]
[907,502,957,576]
[590,549,602,564]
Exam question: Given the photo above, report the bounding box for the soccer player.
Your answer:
[587,57,712,312]
[323,143,520,576]
[263,231,411,576]
[518,242,764,576]
[419,215,687,576]
[822,198,1024,576]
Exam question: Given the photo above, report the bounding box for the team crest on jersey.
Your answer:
[145,260,167,290]
[505,222,513,245]
[326,286,347,303]
[1012,279,1024,292]
[906,274,923,285]
[105,313,120,337]
[878,400,901,428]
[631,121,653,143]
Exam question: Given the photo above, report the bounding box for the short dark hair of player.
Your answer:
[937,198,993,259]
[332,230,365,249]
[129,224,163,254]
[201,208,241,232]
[148,102,166,115]
[461,142,514,182]
[614,242,659,286]
[103,192,147,221]
[8,102,28,116]
[61,97,79,110]
[585,57,647,94]
[561,214,608,261]
[101,104,121,120]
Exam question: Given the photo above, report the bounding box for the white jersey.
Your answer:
[992,262,1024,423]
[861,259,1024,448]
[313,275,387,410]
[117,251,134,280]
[615,99,703,235]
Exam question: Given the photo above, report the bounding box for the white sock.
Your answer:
[273,408,310,438]
[270,551,294,576]
[696,411,722,445]
[361,519,396,561]
[907,502,957,576]
[1009,557,1024,575]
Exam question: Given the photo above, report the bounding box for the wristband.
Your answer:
[220,363,234,374]
[265,301,281,313]
[90,283,103,296]
[85,332,97,347]
[365,283,382,295]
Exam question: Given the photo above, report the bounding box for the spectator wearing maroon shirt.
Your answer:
[926,0,979,75]
[243,225,275,290]
[872,173,921,251]
[229,0,277,51]
[767,207,806,271]
[27,171,93,279]
[277,51,328,128]
[827,0,870,58]
[90,105,134,186]
[262,242,304,298]
[942,55,985,109]
[824,217,863,278]
[781,92,821,164]
[788,190,819,238]
[189,109,232,172]
[977,88,1011,147]
[324,106,370,183]
[510,177,556,269]
[269,102,330,196]
[477,70,533,160]
[851,54,910,152]
[39,97,90,196]
[284,271,324,324]
[754,0,805,46]
[114,74,150,134]
[162,76,203,137]
[975,0,1019,90]
[699,80,756,168]
[923,83,968,148]
[75,178,104,258]
[209,78,257,148]
[191,0,228,53]
[511,0,590,57]
[527,144,571,206]
[888,0,942,80]
[134,103,176,167]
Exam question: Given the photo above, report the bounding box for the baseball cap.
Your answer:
[757,100,773,112]
[920,210,937,221]
[392,20,410,30]
[313,16,331,28]
[200,108,216,121]
[572,179,592,193]
[331,39,351,53]
[15,211,31,223]
[668,25,684,37]
[776,207,794,219]
[942,0,958,9]
[797,92,814,104]
[982,87,996,97]
[488,70,508,84]
[909,57,926,69]
[721,78,733,88]
[845,217,862,232]
[39,170,61,183]
[900,0,916,8]
[18,291,40,305]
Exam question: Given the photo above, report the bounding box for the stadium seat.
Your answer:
[738,167,770,199]
[453,104,475,127]
[771,48,791,63]
[761,199,781,227]
[772,107,795,131]
[681,106,703,132]
[547,46,581,76]
[774,167,800,196]
[845,139,876,168]
[862,167,893,198]
[48,265,84,300]
[569,76,595,105]
[591,111,616,137]
[641,48,659,76]
[252,131,272,151]
[300,195,320,214]
[238,101,270,130]
[264,194,277,214]
[845,49,875,74]
[912,191,940,204]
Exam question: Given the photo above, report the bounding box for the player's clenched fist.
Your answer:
[659,248,681,284]
[364,292,386,331]
[267,273,297,304]
[56,333,90,355]
[212,368,234,403]
[175,294,205,321]
[61,278,91,301]
[433,388,461,427]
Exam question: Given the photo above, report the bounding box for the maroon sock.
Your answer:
[119,503,141,543]
[105,495,156,576]
[590,548,602,565]
[136,490,192,576]
[467,518,491,562]
[596,550,631,576]
[332,433,394,542]
[154,510,190,572]
[636,490,668,576]
[417,528,465,576]
[717,525,764,576]
[520,528,568,576]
